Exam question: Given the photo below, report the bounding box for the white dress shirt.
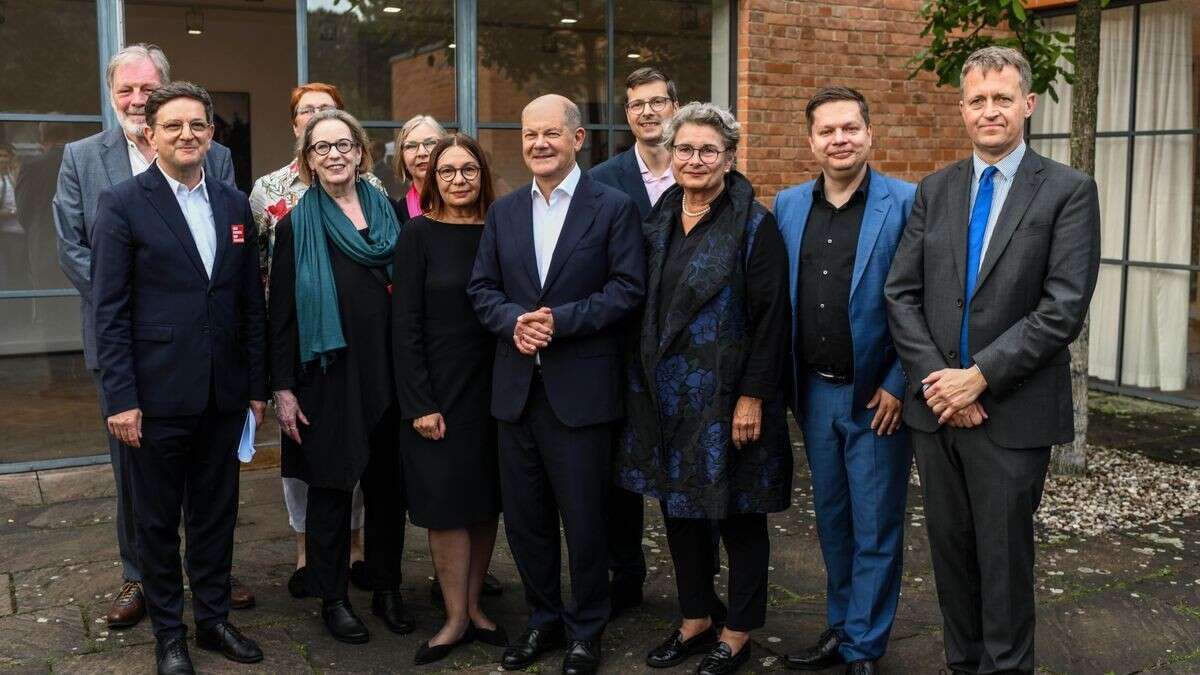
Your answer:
[162,164,217,277]
[530,162,582,286]
[969,141,1027,272]
[126,136,154,176]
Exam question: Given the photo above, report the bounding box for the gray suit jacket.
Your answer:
[884,148,1100,448]
[52,127,235,369]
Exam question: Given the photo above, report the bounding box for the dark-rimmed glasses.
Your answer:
[308,139,357,156]
[625,97,673,114]
[672,144,725,164]
[436,164,481,183]
[155,120,212,137]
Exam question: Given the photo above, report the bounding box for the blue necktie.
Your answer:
[961,166,997,368]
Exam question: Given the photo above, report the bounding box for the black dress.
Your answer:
[392,215,500,529]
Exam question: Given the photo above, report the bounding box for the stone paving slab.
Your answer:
[24,499,115,531]
[36,466,114,505]
[0,473,42,508]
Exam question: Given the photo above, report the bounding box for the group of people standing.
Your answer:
[51,40,1099,675]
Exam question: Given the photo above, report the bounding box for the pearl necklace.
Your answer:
[682,194,712,218]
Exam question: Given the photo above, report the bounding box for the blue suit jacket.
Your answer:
[468,172,647,426]
[588,147,653,220]
[91,163,266,419]
[775,169,915,415]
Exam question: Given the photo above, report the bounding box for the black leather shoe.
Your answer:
[697,641,751,675]
[321,598,369,644]
[610,579,644,617]
[646,626,719,668]
[846,660,878,674]
[784,629,845,670]
[562,639,600,675]
[472,622,510,647]
[414,628,475,665]
[196,621,263,663]
[371,589,415,634]
[287,567,309,599]
[501,625,566,670]
[155,636,194,675]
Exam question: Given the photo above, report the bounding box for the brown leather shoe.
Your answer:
[106,580,145,629]
[229,576,256,609]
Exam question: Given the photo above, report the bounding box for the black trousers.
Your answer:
[127,401,242,639]
[499,376,611,641]
[92,370,141,583]
[912,426,1050,675]
[306,412,405,600]
[607,481,647,587]
[664,511,768,632]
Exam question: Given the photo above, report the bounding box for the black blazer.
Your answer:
[885,149,1101,448]
[588,147,653,220]
[468,172,647,426]
[92,163,267,418]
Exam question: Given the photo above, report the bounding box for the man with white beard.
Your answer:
[52,43,247,630]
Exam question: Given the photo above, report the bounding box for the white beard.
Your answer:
[118,113,147,141]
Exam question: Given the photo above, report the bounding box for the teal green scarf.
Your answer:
[291,179,399,367]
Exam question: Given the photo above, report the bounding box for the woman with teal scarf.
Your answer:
[268,109,410,645]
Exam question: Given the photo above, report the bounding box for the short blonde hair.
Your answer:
[394,114,448,182]
[296,109,373,186]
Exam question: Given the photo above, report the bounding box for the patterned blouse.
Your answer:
[249,161,389,283]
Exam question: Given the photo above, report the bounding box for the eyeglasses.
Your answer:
[308,138,358,156]
[402,138,439,153]
[155,120,212,137]
[436,164,481,183]
[625,97,673,114]
[672,144,725,164]
[296,104,337,117]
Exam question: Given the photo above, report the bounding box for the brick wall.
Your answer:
[737,0,977,203]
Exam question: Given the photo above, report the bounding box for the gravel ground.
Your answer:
[1035,445,1200,536]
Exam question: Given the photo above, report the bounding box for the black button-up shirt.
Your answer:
[797,168,871,378]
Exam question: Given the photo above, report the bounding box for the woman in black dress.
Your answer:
[392,134,503,665]
[269,109,411,644]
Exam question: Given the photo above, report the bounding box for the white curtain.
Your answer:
[1032,1,1194,391]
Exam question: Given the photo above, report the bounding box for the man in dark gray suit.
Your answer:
[884,46,1100,674]
[52,43,239,630]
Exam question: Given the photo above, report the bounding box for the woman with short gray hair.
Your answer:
[393,114,448,221]
[617,102,792,675]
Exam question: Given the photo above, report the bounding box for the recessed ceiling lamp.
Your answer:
[185,7,204,35]
[383,5,402,13]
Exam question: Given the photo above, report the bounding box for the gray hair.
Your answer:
[297,109,374,186]
[395,114,448,181]
[106,43,170,89]
[961,46,1032,95]
[562,99,583,131]
[662,101,740,153]
[145,81,212,128]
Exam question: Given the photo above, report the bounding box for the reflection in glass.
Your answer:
[477,1,608,124]
[0,1,100,114]
[307,0,456,122]
[477,129,607,197]
[1,122,103,292]
[615,0,716,105]
[0,343,107,464]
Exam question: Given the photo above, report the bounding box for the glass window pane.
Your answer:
[1035,137,1129,262]
[1128,135,1192,264]
[477,128,607,196]
[477,1,608,124]
[1096,5,1135,133]
[0,302,107,464]
[1088,263,1121,385]
[1029,15,1073,136]
[1118,267,1192,394]
[307,0,456,123]
[1135,0,1194,132]
[614,0,719,105]
[1,122,103,292]
[0,1,99,114]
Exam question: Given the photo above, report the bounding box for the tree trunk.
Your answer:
[1053,0,1102,474]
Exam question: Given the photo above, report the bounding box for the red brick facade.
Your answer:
[737,0,977,202]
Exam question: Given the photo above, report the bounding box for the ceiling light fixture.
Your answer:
[185,7,204,35]
[382,5,402,13]
[626,52,640,59]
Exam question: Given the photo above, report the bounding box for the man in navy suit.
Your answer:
[92,82,266,675]
[774,88,915,675]
[469,94,646,675]
[587,66,678,615]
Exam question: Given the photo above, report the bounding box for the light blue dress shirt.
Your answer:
[162,165,217,278]
[969,141,1026,273]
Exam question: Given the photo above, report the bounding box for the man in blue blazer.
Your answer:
[774,88,914,675]
[587,66,679,614]
[469,94,646,675]
[92,83,266,675]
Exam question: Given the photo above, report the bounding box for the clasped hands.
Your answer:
[513,307,554,356]
[922,365,989,428]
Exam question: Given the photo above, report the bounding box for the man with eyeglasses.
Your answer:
[91,81,267,675]
[587,66,678,618]
[52,43,243,634]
